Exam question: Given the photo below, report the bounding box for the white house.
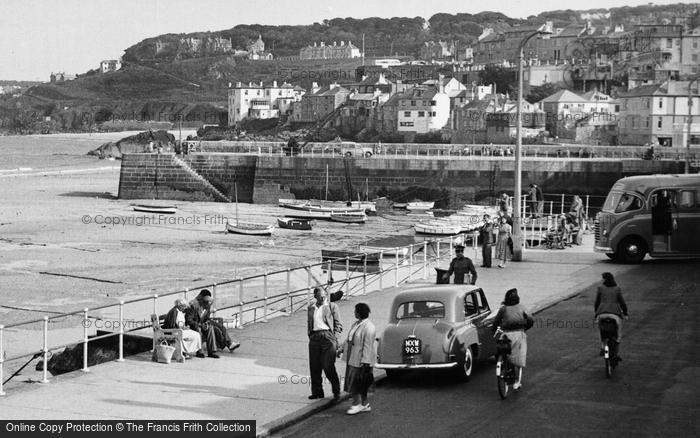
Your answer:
[100,59,121,73]
[396,86,451,134]
[227,81,304,125]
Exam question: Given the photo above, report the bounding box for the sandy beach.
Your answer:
[0,132,422,327]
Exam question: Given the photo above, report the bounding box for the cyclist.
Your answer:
[493,288,534,390]
[594,272,629,359]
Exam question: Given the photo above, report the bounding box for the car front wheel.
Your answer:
[455,346,474,382]
[617,236,646,264]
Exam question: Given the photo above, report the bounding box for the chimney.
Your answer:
[260,81,263,87]
[312,82,320,94]
[236,81,242,88]
[329,82,338,90]
[340,41,345,46]
[333,41,337,46]
[273,80,277,87]
[321,42,325,47]
[249,82,253,87]
[314,42,317,47]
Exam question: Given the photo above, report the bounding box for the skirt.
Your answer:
[504,330,527,368]
[344,365,374,394]
[495,235,510,260]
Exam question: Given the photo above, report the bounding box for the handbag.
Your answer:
[155,340,176,364]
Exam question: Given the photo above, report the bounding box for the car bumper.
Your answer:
[594,245,613,253]
[375,362,458,370]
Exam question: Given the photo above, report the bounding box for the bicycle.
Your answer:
[598,317,620,378]
[494,327,516,399]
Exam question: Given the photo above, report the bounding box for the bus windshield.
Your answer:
[602,191,623,213]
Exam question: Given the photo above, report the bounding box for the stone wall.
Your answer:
[119,153,686,207]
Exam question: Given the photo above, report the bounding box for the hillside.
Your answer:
[1,3,698,134]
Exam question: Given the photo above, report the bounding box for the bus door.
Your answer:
[675,188,700,253]
[649,189,678,253]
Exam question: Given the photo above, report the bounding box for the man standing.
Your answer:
[529,183,545,218]
[307,287,342,402]
[442,244,477,285]
[479,215,494,268]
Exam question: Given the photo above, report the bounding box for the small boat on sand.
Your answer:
[329,212,367,224]
[277,217,313,230]
[226,222,275,236]
[132,204,177,214]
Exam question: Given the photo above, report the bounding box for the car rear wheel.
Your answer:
[455,346,474,382]
[345,152,353,157]
[364,151,372,158]
[617,237,646,264]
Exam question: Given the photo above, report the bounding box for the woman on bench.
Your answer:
[164,298,203,360]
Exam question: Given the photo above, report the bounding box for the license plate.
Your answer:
[403,336,421,356]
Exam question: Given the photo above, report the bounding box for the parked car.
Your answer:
[323,141,377,158]
[376,285,497,381]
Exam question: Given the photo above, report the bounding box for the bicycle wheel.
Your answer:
[604,341,613,378]
[497,357,509,399]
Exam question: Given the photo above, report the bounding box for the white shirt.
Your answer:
[313,303,331,331]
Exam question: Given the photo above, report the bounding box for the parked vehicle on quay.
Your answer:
[594,174,700,263]
[376,285,497,381]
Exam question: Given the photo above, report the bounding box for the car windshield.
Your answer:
[602,191,623,213]
[602,191,644,213]
[396,301,445,319]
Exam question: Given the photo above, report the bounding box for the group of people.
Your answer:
[307,287,377,415]
[164,289,241,359]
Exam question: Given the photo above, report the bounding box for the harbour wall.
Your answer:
[118,153,685,207]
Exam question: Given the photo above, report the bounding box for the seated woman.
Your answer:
[164,298,203,359]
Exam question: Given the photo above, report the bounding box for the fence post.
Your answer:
[237,278,244,329]
[408,245,413,281]
[436,240,441,263]
[152,294,158,316]
[549,201,553,217]
[263,272,269,323]
[41,316,49,383]
[362,255,367,295]
[82,308,90,373]
[285,269,292,316]
[345,256,350,296]
[423,241,428,279]
[394,247,399,287]
[117,301,125,362]
[0,325,4,395]
[307,265,312,291]
[379,251,384,290]
[585,195,590,220]
[560,194,565,214]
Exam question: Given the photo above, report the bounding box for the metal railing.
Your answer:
[0,233,473,395]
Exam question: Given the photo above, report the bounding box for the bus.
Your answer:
[594,174,700,263]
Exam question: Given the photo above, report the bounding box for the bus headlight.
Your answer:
[602,229,608,236]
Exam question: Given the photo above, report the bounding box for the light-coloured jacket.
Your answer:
[343,319,377,367]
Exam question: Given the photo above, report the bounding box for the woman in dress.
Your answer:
[339,303,376,415]
[495,216,512,268]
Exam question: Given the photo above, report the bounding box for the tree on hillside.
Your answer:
[478,65,516,96]
[526,83,562,104]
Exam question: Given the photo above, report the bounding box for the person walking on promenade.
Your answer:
[442,244,477,284]
[495,216,512,268]
[307,287,343,402]
[164,298,202,360]
[498,192,510,217]
[493,288,534,390]
[339,302,376,415]
[479,214,494,268]
[594,272,629,359]
[528,183,544,218]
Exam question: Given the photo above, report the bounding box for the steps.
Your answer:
[171,155,232,203]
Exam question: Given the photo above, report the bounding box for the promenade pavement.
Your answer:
[0,238,636,436]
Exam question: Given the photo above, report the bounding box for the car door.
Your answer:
[464,290,496,360]
[474,289,497,359]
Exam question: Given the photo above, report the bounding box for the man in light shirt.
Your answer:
[307,287,343,402]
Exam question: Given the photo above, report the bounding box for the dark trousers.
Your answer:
[482,244,492,267]
[308,330,340,397]
[197,323,216,354]
[211,319,232,349]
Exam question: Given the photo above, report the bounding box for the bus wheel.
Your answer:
[617,237,646,264]
[364,151,373,158]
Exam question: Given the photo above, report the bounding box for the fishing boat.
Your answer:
[329,212,367,224]
[406,201,435,211]
[132,204,177,214]
[226,184,275,236]
[277,217,313,230]
[414,221,462,235]
[392,202,408,209]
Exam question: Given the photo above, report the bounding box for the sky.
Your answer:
[0,0,689,81]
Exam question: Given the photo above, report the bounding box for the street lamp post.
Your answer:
[686,77,699,174]
[513,24,553,262]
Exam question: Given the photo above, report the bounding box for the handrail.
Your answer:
[0,233,465,393]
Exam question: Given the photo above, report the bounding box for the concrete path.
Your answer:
[0,238,636,436]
